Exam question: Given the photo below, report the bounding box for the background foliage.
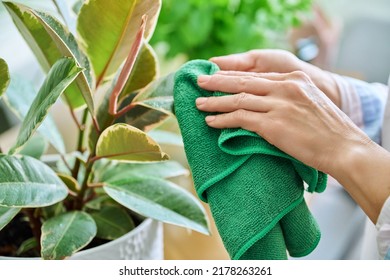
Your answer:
[151,0,312,60]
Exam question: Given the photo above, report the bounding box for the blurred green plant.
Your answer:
[151,0,312,60]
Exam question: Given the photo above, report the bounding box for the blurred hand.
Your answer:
[210,50,341,108]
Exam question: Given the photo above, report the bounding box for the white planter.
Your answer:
[0,219,164,260]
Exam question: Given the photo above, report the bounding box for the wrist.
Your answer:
[332,138,390,223]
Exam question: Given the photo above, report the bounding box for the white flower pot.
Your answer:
[0,219,164,260]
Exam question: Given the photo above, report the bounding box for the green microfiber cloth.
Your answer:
[173,60,327,260]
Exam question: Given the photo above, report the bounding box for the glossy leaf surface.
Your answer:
[3,76,66,154]
[104,177,209,234]
[77,0,161,84]
[41,211,97,259]
[96,123,168,161]
[0,154,68,207]
[91,205,135,240]
[3,2,93,110]
[9,57,81,154]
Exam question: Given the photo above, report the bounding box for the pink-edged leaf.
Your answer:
[109,15,147,115]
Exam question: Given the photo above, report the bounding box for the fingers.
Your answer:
[196,93,272,113]
[210,52,255,71]
[216,70,291,81]
[204,110,264,134]
[198,73,275,95]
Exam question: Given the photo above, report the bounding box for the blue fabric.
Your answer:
[385,248,390,260]
[346,77,387,143]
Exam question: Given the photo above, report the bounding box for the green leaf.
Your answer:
[84,194,113,210]
[96,123,169,161]
[33,9,94,112]
[3,2,60,72]
[138,96,174,115]
[87,82,115,152]
[91,205,135,240]
[122,72,175,131]
[57,173,80,193]
[9,57,82,154]
[41,202,65,220]
[124,105,170,132]
[133,71,174,103]
[87,43,158,150]
[0,58,10,98]
[3,1,94,110]
[104,177,209,234]
[94,159,189,182]
[119,43,158,100]
[41,211,97,260]
[77,0,161,84]
[0,206,20,231]
[19,135,48,159]
[3,75,66,154]
[148,130,184,147]
[16,237,38,256]
[0,154,68,207]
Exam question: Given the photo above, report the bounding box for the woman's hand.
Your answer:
[210,49,341,108]
[196,70,369,177]
[196,69,390,223]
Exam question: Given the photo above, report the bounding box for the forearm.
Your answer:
[331,139,390,223]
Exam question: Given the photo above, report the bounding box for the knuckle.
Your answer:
[290,70,310,82]
[233,92,249,108]
[237,76,251,89]
[233,109,248,121]
[283,80,302,93]
[248,49,261,59]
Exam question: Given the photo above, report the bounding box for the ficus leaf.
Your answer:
[0,206,20,231]
[96,123,168,162]
[9,57,82,154]
[91,205,135,240]
[3,1,94,110]
[77,0,161,85]
[3,75,66,154]
[0,58,10,98]
[0,154,68,208]
[104,177,209,234]
[119,43,158,100]
[41,211,97,260]
[93,159,188,183]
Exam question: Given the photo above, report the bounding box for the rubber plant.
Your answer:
[0,0,209,259]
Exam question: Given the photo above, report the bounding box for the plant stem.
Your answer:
[114,102,137,118]
[60,154,73,172]
[69,107,83,131]
[71,109,88,179]
[24,209,42,252]
[74,156,94,210]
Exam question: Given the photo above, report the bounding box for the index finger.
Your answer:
[197,73,275,95]
[210,52,256,72]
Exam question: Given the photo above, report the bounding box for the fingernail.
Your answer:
[196,97,207,106]
[198,75,211,83]
[205,115,216,123]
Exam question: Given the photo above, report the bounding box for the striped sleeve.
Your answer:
[331,74,388,143]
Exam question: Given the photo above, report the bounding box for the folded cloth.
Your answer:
[173,59,327,260]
